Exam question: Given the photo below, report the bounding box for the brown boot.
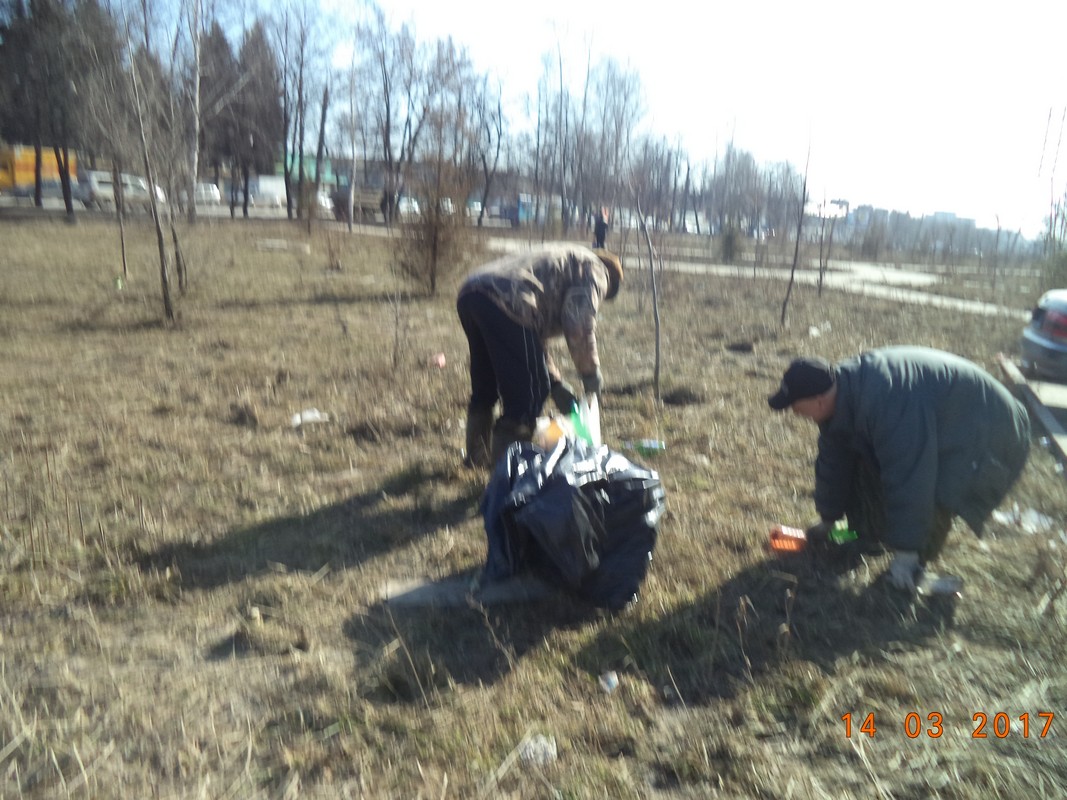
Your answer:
[490,418,534,465]
[464,408,494,468]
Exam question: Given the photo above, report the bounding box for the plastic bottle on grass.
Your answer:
[622,439,667,456]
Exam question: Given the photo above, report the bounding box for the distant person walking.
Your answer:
[593,206,610,249]
[767,346,1031,593]
[457,244,623,467]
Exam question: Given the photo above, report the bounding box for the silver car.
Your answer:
[80,170,165,210]
[1020,289,1067,380]
[179,182,221,206]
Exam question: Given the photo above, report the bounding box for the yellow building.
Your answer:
[0,144,77,192]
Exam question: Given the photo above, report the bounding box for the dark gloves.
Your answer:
[550,380,578,414]
[582,369,603,396]
[804,519,832,546]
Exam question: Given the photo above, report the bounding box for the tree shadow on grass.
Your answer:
[578,547,959,706]
[136,463,482,591]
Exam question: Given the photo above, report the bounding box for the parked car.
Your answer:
[1021,289,1067,380]
[252,176,286,208]
[180,182,221,206]
[12,179,78,202]
[330,184,383,222]
[397,196,420,218]
[80,170,165,211]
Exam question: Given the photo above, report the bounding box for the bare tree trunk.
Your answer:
[52,143,76,222]
[532,87,543,240]
[680,162,691,232]
[118,200,129,279]
[478,93,503,229]
[171,224,187,294]
[295,65,306,220]
[817,215,827,296]
[636,196,662,404]
[557,44,568,235]
[107,162,130,279]
[309,82,330,235]
[122,12,172,320]
[666,150,677,231]
[32,136,42,206]
[992,216,1001,290]
[186,0,201,225]
[825,216,836,289]
[780,151,809,327]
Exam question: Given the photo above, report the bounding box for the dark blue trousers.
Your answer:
[457,291,550,427]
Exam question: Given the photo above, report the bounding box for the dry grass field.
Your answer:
[2,215,1067,798]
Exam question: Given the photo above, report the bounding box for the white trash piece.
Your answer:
[291,408,329,428]
[518,734,557,767]
[991,504,1056,535]
[598,670,619,694]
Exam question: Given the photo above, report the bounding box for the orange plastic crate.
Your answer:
[768,524,806,553]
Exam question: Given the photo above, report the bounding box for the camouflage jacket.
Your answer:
[458,244,612,381]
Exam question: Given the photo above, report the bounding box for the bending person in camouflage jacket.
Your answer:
[456,245,623,466]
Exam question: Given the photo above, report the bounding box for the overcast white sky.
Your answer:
[363,0,1066,237]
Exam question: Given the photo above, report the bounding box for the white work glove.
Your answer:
[886,550,923,593]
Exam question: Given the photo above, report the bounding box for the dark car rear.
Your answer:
[1021,289,1067,380]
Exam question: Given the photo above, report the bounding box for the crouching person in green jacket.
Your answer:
[768,346,1031,593]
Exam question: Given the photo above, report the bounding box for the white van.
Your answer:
[251,175,286,208]
[80,170,166,211]
[179,182,222,206]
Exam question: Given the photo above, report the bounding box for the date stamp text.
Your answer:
[841,711,1055,739]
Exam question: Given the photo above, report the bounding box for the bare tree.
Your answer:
[335,30,372,231]
[199,20,246,196]
[360,4,430,224]
[590,59,643,220]
[470,74,504,227]
[397,37,480,295]
[273,0,333,219]
[120,12,174,321]
[231,20,284,217]
[813,198,839,296]
[182,0,203,224]
[76,5,134,272]
[780,149,810,327]
[308,79,329,229]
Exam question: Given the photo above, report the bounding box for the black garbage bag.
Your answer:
[480,437,666,610]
